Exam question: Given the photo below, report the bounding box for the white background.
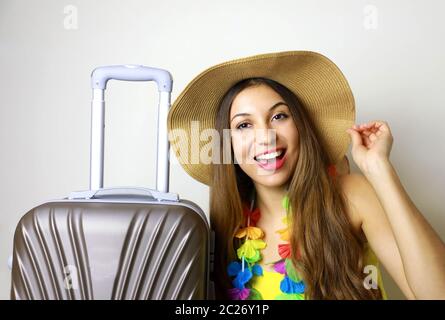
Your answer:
[1,0,444,299]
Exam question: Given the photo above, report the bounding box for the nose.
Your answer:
[255,127,277,147]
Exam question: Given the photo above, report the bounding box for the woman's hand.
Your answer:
[346,120,394,175]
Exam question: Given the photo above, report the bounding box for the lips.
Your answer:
[254,148,287,171]
[254,147,286,160]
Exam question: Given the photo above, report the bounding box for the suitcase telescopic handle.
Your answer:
[89,65,173,193]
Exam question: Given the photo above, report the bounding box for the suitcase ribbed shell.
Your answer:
[11,200,209,300]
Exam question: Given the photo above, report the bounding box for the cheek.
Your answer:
[285,124,299,148]
[231,135,250,163]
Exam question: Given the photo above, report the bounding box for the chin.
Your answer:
[251,170,292,188]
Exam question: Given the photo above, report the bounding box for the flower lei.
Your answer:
[226,164,337,300]
[226,194,305,300]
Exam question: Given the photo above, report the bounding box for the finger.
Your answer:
[371,120,391,133]
[361,121,391,137]
[373,123,392,137]
[353,125,366,133]
[362,129,379,139]
[356,123,378,133]
[362,134,372,146]
[369,133,378,141]
[346,128,367,151]
[367,122,382,132]
[362,130,372,136]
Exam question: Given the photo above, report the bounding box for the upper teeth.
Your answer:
[256,150,283,161]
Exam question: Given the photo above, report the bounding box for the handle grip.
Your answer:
[91,65,173,92]
[89,65,173,193]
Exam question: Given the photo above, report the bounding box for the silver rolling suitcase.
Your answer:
[10,65,214,300]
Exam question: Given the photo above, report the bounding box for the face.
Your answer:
[229,84,299,188]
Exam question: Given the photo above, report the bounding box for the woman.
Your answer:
[167,51,445,300]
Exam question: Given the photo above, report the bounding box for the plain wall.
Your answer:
[1,0,444,299]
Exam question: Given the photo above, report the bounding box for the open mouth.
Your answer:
[254,148,287,165]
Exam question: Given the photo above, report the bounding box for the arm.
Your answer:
[363,158,445,299]
[340,172,416,299]
[346,121,445,299]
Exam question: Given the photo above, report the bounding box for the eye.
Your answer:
[236,122,250,130]
[273,113,289,121]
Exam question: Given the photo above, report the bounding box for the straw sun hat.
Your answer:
[166,51,355,186]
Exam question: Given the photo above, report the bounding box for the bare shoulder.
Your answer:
[337,173,372,235]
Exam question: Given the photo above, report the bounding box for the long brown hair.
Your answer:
[209,77,382,300]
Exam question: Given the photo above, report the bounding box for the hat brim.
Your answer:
[167,51,355,186]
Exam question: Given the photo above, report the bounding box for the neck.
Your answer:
[253,182,288,219]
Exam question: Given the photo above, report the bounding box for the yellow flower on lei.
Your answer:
[235,226,264,239]
[276,215,290,241]
[236,239,267,261]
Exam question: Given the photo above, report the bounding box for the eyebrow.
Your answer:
[230,101,288,124]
